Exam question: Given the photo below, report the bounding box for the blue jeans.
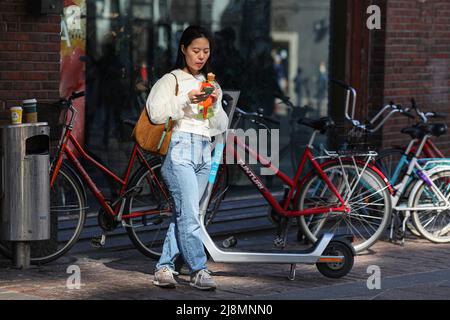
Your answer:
[156,131,212,274]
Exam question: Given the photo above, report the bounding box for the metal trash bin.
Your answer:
[0,122,50,268]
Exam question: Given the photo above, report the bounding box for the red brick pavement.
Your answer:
[0,230,449,300]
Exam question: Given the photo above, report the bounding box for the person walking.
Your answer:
[147,25,228,290]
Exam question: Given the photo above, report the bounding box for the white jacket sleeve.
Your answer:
[146,73,191,124]
[208,86,229,137]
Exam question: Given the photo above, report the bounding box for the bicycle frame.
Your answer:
[422,139,445,158]
[225,131,349,217]
[51,116,172,221]
[388,137,450,187]
[387,137,450,210]
[390,139,445,185]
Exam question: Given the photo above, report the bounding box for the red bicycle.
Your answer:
[0,91,174,263]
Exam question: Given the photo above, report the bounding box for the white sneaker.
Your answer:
[153,267,178,288]
[190,269,217,290]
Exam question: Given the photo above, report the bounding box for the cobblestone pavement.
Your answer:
[1,230,449,300]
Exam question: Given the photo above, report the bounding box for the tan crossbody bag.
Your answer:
[132,73,179,155]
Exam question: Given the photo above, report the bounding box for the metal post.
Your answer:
[13,242,30,269]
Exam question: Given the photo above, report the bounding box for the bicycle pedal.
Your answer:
[273,236,286,248]
[91,234,106,248]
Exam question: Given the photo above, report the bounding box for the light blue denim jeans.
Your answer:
[156,131,211,274]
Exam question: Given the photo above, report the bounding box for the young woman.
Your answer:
[147,25,228,290]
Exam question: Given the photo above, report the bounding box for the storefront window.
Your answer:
[84,0,331,193]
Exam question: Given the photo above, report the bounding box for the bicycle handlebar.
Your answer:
[410,98,447,123]
[59,91,85,109]
[395,104,416,119]
[330,79,357,122]
[359,102,414,133]
[332,79,420,132]
[57,91,85,129]
[235,107,281,125]
[330,79,352,90]
[426,111,447,119]
[69,91,85,101]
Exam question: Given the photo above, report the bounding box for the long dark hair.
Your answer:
[174,25,214,76]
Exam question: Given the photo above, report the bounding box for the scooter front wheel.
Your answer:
[316,241,354,278]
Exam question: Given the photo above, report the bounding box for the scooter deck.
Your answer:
[202,232,339,264]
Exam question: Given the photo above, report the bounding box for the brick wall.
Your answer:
[380,0,450,153]
[0,0,61,123]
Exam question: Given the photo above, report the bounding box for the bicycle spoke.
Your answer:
[350,203,386,215]
[343,217,367,241]
[350,213,381,232]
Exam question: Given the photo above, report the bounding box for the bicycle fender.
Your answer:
[367,162,394,194]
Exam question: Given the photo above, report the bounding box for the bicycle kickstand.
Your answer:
[400,216,408,246]
[288,264,297,281]
[389,215,395,242]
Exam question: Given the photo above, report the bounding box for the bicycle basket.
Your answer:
[331,122,380,151]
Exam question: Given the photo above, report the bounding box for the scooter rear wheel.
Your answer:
[316,241,354,278]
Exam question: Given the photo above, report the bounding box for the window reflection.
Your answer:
[85,0,331,189]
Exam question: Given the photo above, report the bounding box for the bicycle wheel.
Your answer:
[125,158,172,260]
[410,169,450,243]
[297,162,392,253]
[0,163,86,264]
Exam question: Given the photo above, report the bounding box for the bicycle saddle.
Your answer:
[401,126,426,139]
[298,117,335,134]
[401,123,448,139]
[428,123,448,137]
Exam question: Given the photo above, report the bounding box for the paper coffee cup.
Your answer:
[10,106,23,125]
[23,99,37,112]
[25,112,38,123]
[22,98,38,123]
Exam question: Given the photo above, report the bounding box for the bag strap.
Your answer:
[169,72,179,96]
[156,72,179,150]
[157,117,172,150]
